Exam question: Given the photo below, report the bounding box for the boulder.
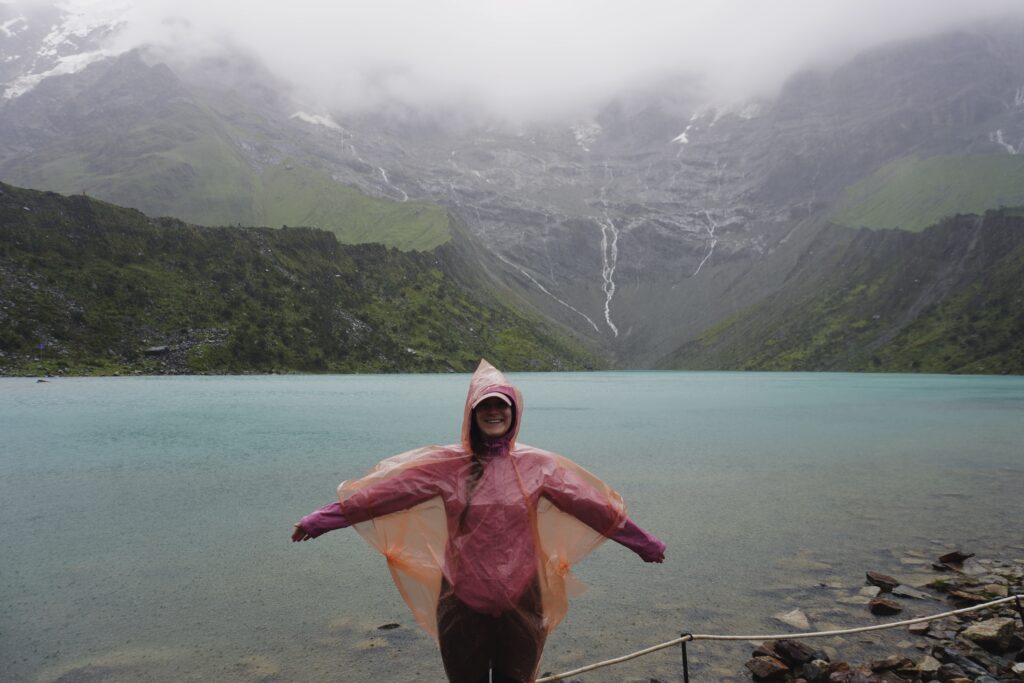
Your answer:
[961,617,1017,652]
[868,597,902,615]
[746,655,790,679]
[803,659,831,683]
[774,639,817,665]
[866,571,900,592]
[916,654,941,676]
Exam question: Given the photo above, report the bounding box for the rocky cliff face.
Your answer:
[3,5,1024,368]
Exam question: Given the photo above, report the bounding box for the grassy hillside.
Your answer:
[259,165,450,250]
[663,210,1024,374]
[0,183,597,375]
[0,61,449,251]
[830,154,1024,232]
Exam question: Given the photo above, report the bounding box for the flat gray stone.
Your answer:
[891,585,933,600]
[772,608,810,630]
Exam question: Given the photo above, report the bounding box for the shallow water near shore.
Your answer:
[2,371,1023,682]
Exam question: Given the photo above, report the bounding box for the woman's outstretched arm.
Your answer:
[292,501,349,541]
[608,517,666,563]
[541,465,666,563]
[291,463,448,541]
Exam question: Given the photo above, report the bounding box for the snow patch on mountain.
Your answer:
[1,16,27,37]
[673,113,699,144]
[2,1,126,99]
[289,111,342,130]
[3,49,109,98]
[570,122,601,152]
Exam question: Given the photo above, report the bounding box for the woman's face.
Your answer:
[474,397,513,440]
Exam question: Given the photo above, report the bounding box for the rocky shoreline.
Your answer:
[744,550,1024,683]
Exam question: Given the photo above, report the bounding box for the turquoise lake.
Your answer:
[2,372,1022,682]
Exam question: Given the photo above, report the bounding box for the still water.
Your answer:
[1,372,1022,682]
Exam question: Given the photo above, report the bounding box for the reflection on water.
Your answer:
[1,372,1022,682]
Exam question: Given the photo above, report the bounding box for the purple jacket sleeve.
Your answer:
[541,467,666,563]
[299,501,351,539]
[609,517,666,563]
[337,465,444,525]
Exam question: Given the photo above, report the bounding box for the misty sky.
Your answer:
[32,0,1024,119]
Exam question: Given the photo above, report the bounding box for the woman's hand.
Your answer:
[638,540,666,563]
[291,523,313,542]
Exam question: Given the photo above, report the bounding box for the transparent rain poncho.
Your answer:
[316,360,663,681]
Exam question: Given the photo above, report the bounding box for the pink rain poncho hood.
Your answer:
[336,360,628,639]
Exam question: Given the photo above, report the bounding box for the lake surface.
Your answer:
[2,372,1022,682]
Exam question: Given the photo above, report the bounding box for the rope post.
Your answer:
[680,633,692,683]
[1015,596,1024,631]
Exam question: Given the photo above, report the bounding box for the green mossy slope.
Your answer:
[0,183,597,375]
[663,210,1024,374]
[831,155,1024,232]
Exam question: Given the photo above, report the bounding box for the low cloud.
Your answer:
[55,0,1024,120]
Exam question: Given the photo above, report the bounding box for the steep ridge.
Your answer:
[662,209,1024,374]
[0,183,599,375]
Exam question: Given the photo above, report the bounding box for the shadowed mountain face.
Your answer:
[2,6,1023,370]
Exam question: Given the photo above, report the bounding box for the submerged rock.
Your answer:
[865,571,899,592]
[890,585,932,600]
[938,550,974,564]
[868,597,901,615]
[774,609,811,630]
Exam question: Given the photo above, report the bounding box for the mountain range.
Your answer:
[1,1,1022,374]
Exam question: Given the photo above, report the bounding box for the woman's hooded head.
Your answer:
[461,359,523,454]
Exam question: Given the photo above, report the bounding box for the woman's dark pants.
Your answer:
[437,580,546,683]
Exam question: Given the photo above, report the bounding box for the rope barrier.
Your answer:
[535,593,1023,682]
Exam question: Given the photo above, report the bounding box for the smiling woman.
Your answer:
[473,393,513,440]
[291,359,665,683]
